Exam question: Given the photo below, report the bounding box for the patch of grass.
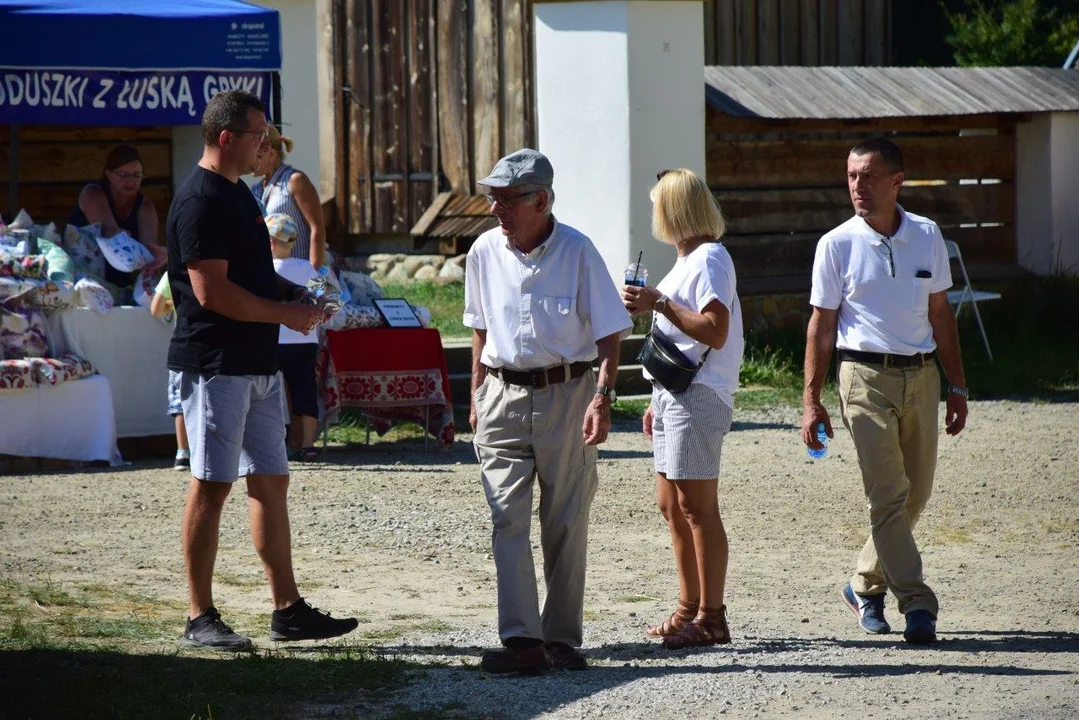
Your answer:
[0,644,412,720]
[0,580,414,718]
[360,618,450,642]
[382,281,467,339]
[26,579,84,609]
[326,407,429,447]
[612,398,650,421]
[215,570,266,589]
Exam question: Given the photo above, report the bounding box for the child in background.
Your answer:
[267,213,321,461]
[149,272,190,470]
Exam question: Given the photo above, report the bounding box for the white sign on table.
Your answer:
[373,298,423,328]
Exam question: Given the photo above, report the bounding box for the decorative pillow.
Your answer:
[63,223,107,280]
[326,303,385,331]
[30,353,96,386]
[0,301,51,358]
[339,271,384,307]
[35,222,61,247]
[75,277,114,315]
[37,238,75,283]
[133,267,163,309]
[0,253,47,279]
[29,280,77,310]
[0,277,39,303]
[8,209,34,230]
[0,358,36,393]
[97,230,154,272]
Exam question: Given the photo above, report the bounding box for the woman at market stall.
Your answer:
[68,144,162,287]
[249,126,327,269]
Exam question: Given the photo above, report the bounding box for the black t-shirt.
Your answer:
[166,165,280,376]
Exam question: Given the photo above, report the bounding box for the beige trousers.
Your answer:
[839,359,940,616]
[473,370,599,647]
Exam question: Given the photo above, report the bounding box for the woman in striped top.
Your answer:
[251,126,327,268]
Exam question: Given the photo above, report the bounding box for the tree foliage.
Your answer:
[943,0,1079,66]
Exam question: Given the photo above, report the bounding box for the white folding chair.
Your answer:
[945,240,1001,360]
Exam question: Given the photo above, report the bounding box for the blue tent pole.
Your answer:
[272,71,282,129]
[7,125,17,220]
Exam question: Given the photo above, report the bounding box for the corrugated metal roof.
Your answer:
[704,66,1079,119]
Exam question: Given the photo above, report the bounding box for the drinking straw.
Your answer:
[632,250,643,284]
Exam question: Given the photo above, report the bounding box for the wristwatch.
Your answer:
[948,385,969,399]
[654,295,670,315]
[596,385,618,403]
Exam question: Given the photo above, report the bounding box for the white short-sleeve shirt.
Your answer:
[274,257,319,345]
[810,205,952,355]
[462,218,632,370]
[646,242,745,410]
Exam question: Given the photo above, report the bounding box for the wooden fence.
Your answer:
[707,113,1018,289]
[333,0,892,238]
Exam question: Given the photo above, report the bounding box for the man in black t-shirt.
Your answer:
[168,90,357,650]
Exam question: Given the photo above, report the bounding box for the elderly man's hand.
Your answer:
[582,394,612,445]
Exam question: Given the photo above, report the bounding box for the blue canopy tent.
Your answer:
[0,0,282,216]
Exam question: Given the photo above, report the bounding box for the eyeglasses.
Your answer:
[231,128,269,142]
[110,170,144,181]
[485,191,538,207]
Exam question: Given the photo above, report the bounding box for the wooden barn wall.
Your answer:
[1,125,172,239]
[337,0,892,238]
[705,113,1019,281]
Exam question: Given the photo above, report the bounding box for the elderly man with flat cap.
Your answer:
[464,149,632,674]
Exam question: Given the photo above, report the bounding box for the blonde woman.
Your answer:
[251,126,328,268]
[622,168,745,649]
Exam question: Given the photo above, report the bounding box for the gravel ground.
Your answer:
[2,399,1078,719]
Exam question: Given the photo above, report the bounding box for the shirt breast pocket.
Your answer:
[911,277,934,315]
[536,295,576,344]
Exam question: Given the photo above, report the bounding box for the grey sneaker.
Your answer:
[841,583,891,634]
[181,607,254,651]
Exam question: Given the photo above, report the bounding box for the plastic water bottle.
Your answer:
[807,422,829,459]
[303,266,344,321]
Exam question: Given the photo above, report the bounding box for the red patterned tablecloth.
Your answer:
[325,328,455,448]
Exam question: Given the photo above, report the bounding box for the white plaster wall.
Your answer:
[626,1,706,283]
[1049,112,1079,275]
[1016,115,1054,275]
[535,1,705,284]
[535,2,633,279]
[171,0,323,194]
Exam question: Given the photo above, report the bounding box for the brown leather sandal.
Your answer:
[646,599,700,638]
[661,605,731,649]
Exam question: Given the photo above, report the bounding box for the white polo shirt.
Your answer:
[810,205,952,355]
[463,218,632,370]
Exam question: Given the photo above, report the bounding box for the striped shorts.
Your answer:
[652,383,733,480]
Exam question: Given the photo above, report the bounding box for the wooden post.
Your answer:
[436,0,470,193]
[472,0,501,180]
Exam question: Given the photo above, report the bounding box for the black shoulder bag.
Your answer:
[636,312,711,394]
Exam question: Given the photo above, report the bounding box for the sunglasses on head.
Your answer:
[656,169,673,181]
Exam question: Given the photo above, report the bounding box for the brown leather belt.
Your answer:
[485,361,592,389]
[839,350,936,368]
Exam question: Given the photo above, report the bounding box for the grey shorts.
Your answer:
[179,372,289,482]
[167,370,182,416]
[652,383,733,480]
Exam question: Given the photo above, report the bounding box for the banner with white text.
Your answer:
[0,69,273,126]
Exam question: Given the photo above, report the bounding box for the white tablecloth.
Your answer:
[0,374,118,462]
[48,307,173,438]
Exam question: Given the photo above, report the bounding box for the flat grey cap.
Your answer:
[477,148,554,189]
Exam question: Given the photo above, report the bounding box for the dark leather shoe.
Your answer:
[544,642,587,670]
[903,609,938,645]
[480,645,550,675]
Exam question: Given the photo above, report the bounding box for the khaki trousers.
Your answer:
[839,359,940,616]
[473,370,599,647]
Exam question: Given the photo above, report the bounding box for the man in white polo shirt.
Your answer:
[802,138,969,645]
[464,149,632,674]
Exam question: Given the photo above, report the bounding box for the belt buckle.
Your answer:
[531,369,548,389]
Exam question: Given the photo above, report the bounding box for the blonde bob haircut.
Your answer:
[649,168,726,245]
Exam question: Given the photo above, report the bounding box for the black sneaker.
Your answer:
[269,598,359,641]
[174,455,190,471]
[544,642,587,671]
[181,607,254,651]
